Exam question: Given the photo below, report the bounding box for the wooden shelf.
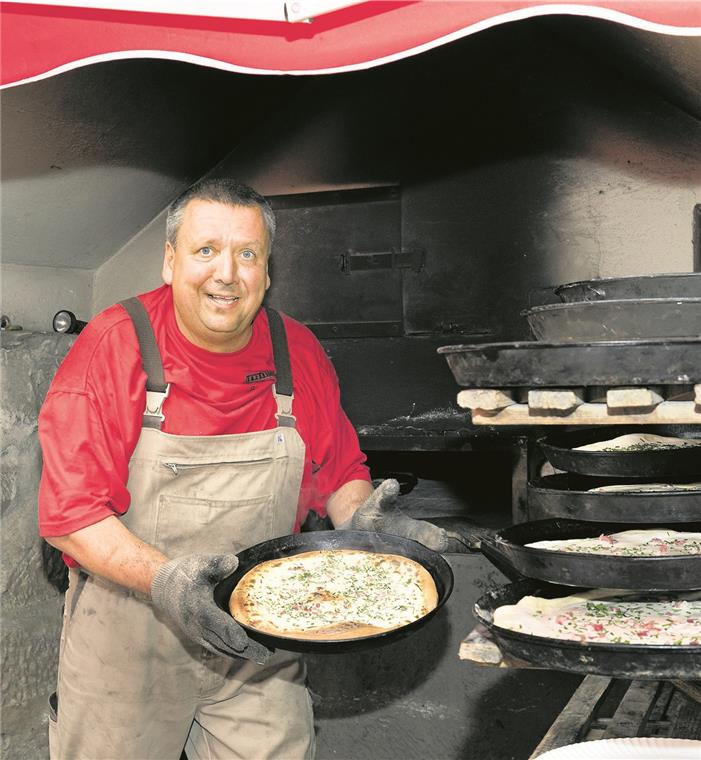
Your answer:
[458,385,701,425]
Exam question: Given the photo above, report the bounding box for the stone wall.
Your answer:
[1,331,75,760]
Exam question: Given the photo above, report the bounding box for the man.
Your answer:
[39,179,465,760]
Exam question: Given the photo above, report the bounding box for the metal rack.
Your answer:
[445,332,701,753]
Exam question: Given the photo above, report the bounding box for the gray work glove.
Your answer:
[344,479,475,553]
[151,553,271,664]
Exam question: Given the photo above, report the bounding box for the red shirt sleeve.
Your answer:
[38,306,145,543]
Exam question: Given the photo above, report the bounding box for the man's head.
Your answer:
[162,180,275,353]
[166,179,276,251]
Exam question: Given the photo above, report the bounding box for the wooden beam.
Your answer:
[606,387,663,410]
[672,680,701,707]
[528,389,584,413]
[603,681,660,739]
[471,401,701,426]
[529,676,611,758]
[457,389,515,411]
[458,624,536,669]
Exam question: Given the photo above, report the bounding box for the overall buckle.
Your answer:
[144,385,170,423]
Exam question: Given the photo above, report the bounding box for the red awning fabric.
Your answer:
[1,1,700,87]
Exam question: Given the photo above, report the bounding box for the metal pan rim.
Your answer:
[495,541,701,565]
[214,530,454,652]
[524,297,701,316]
[538,443,701,458]
[527,480,701,498]
[437,336,701,354]
[555,272,701,294]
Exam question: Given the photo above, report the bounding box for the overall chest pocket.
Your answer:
[154,492,276,557]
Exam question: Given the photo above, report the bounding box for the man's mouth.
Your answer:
[207,294,240,305]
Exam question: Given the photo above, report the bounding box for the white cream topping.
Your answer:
[589,482,701,493]
[244,551,428,631]
[525,529,701,557]
[494,589,701,645]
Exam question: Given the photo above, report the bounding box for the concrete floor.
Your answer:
[307,474,583,760]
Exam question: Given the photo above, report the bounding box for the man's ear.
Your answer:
[162,242,175,285]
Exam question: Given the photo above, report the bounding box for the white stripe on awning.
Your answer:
[0,0,369,23]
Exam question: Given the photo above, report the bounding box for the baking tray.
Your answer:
[555,273,701,303]
[213,530,454,653]
[528,473,701,523]
[474,580,701,680]
[538,427,701,478]
[437,338,701,388]
[480,518,701,590]
[524,298,701,342]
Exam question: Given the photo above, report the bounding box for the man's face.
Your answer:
[162,200,271,353]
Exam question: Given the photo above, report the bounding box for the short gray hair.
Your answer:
[166,179,276,252]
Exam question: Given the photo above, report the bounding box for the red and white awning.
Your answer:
[2,0,700,88]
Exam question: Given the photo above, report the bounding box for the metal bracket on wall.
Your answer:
[340,248,425,274]
[305,321,403,339]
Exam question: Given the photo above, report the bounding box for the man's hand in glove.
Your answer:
[341,479,474,553]
[151,553,271,664]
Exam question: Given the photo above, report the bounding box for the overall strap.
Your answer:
[120,297,169,429]
[265,307,296,428]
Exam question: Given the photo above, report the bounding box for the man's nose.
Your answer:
[213,252,237,284]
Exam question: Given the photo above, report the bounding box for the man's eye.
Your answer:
[199,246,213,257]
[240,249,256,261]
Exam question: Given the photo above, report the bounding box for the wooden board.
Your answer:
[469,401,701,426]
[529,676,611,757]
[602,681,659,739]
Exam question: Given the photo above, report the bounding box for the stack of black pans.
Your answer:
[474,430,701,678]
[523,272,701,341]
[530,425,701,524]
[438,273,701,391]
[439,273,701,678]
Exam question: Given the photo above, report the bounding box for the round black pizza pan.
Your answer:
[523,298,701,342]
[538,426,701,478]
[555,273,701,303]
[213,530,454,654]
[437,338,701,388]
[480,518,701,590]
[528,473,701,523]
[474,580,701,680]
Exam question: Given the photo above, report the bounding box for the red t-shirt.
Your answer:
[38,285,370,554]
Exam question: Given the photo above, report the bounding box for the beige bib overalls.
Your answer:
[49,302,315,760]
